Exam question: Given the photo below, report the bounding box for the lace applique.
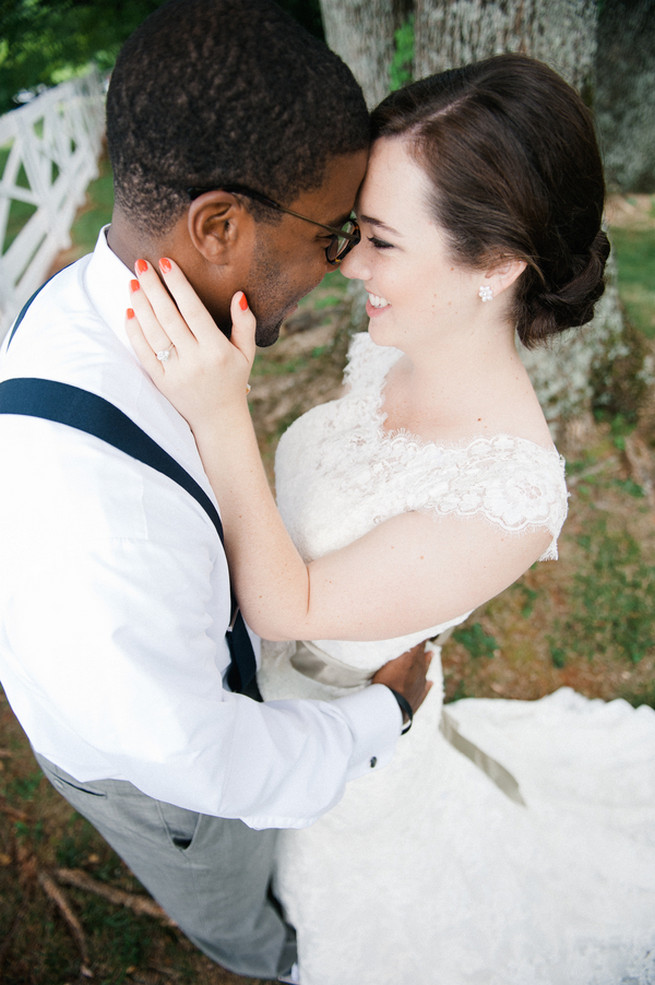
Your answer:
[290,333,568,561]
[342,331,400,394]
[377,432,567,559]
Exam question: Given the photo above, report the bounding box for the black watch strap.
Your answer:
[387,688,413,735]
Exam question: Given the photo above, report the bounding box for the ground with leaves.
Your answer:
[0,199,653,984]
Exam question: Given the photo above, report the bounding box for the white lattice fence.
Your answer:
[0,72,105,339]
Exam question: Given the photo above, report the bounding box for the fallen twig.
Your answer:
[38,870,93,977]
[0,800,28,821]
[56,867,176,925]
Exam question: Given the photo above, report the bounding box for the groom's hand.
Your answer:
[371,640,433,716]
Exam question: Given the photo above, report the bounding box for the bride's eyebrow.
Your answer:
[358,214,402,237]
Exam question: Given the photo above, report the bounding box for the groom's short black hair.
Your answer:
[106,0,370,235]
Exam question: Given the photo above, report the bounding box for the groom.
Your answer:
[0,1,430,981]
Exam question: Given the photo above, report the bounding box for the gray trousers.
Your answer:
[35,753,296,979]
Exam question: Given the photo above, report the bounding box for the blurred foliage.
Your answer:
[0,0,324,114]
[389,14,414,91]
[0,0,167,112]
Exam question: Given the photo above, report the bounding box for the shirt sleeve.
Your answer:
[1,454,400,829]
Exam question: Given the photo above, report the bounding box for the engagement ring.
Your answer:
[156,344,175,362]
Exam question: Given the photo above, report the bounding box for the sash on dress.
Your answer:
[288,637,526,806]
[439,709,526,806]
[290,640,372,688]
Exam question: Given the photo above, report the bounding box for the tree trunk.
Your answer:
[319,0,412,107]
[596,0,655,193]
[414,0,596,94]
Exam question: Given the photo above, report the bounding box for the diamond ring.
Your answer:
[156,344,175,362]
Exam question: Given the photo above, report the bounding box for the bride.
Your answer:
[128,55,655,985]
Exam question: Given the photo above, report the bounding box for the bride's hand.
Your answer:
[126,258,256,429]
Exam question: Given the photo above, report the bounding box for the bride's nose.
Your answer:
[339,240,369,282]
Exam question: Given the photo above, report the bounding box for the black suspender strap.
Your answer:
[0,376,262,701]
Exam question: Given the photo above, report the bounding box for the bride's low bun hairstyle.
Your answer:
[371,55,609,349]
[517,228,611,346]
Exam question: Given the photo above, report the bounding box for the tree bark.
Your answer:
[414,0,596,93]
[596,0,655,192]
[319,0,412,107]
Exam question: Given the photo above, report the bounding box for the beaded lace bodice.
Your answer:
[276,332,567,557]
[272,332,568,670]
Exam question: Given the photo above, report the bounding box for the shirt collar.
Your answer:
[84,225,136,351]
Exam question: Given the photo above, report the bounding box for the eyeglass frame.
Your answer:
[186,183,360,265]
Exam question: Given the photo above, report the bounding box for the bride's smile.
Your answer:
[340,136,491,355]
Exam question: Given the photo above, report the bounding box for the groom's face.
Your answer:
[243,150,368,347]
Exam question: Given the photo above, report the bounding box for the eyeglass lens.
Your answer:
[327,219,360,264]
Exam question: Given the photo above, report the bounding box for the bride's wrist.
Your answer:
[192,398,252,439]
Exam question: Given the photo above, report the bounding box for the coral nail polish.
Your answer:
[126,308,135,319]
[135,259,148,274]
[159,257,172,274]
[130,279,140,292]
[239,293,249,311]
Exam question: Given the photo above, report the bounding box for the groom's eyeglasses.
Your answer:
[187,183,360,265]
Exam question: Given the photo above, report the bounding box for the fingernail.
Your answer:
[239,292,248,311]
[159,257,172,274]
[130,279,140,293]
[126,308,135,319]
[135,258,148,274]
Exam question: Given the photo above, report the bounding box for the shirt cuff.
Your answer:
[334,682,402,779]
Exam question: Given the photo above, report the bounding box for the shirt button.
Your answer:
[370,756,377,768]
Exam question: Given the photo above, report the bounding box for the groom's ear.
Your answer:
[187,191,257,266]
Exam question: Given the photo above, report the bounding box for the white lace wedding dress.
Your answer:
[258,333,655,985]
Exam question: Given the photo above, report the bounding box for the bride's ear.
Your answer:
[481,256,527,300]
[186,191,256,266]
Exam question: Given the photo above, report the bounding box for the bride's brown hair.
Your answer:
[371,54,610,349]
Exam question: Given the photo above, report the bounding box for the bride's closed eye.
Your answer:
[368,236,394,250]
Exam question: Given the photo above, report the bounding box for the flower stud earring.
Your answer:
[478,285,493,303]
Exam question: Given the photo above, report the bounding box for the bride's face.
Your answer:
[340,136,482,352]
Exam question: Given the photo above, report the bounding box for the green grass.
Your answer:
[452,622,499,660]
[546,431,654,668]
[547,509,654,667]
[609,215,655,338]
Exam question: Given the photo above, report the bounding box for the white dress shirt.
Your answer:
[0,229,400,829]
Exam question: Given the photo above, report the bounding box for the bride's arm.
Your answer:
[127,260,552,643]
